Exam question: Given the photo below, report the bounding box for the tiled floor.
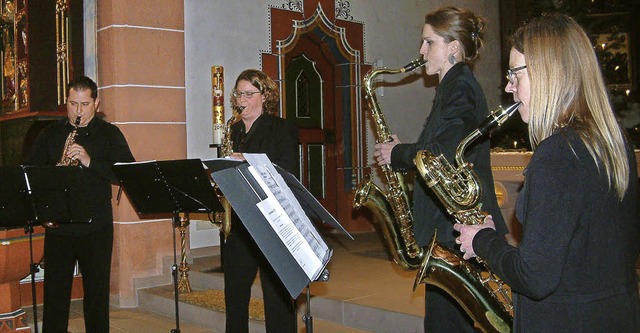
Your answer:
[22,231,640,333]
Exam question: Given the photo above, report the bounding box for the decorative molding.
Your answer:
[280,0,303,12]
[335,0,353,21]
[275,5,359,60]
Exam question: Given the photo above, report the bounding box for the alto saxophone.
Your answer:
[214,108,242,240]
[57,116,82,166]
[413,102,521,333]
[353,59,427,270]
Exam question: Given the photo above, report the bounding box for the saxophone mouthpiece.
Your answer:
[235,106,246,113]
[477,102,522,136]
[504,101,522,118]
[402,59,427,73]
[74,116,81,127]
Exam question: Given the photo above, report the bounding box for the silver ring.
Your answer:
[460,247,465,253]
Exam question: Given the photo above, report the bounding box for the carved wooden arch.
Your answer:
[261,0,372,230]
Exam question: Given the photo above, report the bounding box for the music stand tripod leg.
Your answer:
[302,285,313,333]
[24,223,41,333]
[170,213,181,333]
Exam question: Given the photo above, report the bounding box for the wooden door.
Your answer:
[285,53,337,217]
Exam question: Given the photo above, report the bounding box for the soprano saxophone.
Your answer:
[47,115,81,228]
[413,102,521,333]
[353,59,427,270]
[57,116,82,166]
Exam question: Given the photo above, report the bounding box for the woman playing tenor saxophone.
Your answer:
[454,14,640,332]
[373,7,508,332]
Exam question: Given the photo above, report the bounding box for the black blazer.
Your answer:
[24,117,135,235]
[391,62,507,246]
[230,112,299,176]
[474,128,640,332]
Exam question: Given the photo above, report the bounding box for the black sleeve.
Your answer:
[390,80,479,171]
[474,143,584,300]
[87,124,135,183]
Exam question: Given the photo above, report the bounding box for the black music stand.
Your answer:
[206,158,351,333]
[0,165,92,333]
[112,159,222,333]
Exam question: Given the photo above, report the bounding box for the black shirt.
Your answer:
[230,113,299,174]
[25,117,135,235]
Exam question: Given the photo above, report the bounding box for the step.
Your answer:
[137,253,423,333]
[137,284,369,333]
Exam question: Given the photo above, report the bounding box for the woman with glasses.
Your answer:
[223,69,299,333]
[455,13,639,332]
[373,7,508,332]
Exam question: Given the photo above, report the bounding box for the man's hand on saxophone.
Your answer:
[65,142,91,167]
[374,134,401,165]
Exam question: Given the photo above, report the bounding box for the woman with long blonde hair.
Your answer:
[455,13,639,332]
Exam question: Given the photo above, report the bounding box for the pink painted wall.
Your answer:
[96,0,186,306]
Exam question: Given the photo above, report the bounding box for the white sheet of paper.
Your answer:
[256,196,323,280]
[244,153,330,280]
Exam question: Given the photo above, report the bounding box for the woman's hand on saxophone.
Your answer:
[67,143,91,167]
[374,134,401,165]
[454,215,496,260]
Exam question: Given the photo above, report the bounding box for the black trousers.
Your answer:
[42,226,113,333]
[223,222,297,333]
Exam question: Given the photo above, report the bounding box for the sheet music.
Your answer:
[256,196,322,280]
[245,154,330,280]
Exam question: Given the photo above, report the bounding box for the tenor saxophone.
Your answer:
[214,108,242,240]
[413,102,521,333]
[353,59,427,270]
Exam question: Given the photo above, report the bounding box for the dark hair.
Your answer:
[67,76,98,100]
[425,7,485,63]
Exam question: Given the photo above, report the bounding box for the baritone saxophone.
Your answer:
[413,102,521,333]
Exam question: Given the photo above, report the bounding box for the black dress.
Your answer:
[223,113,299,333]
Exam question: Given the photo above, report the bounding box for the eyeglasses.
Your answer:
[506,65,527,84]
[232,90,261,99]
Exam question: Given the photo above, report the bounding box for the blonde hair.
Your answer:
[230,69,280,114]
[511,14,629,198]
[425,6,485,63]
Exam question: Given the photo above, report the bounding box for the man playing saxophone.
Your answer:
[373,7,508,332]
[24,76,135,332]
